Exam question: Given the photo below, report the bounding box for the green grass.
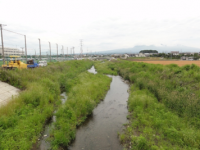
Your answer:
[120,85,200,149]
[94,61,118,75]
[0,60,93,150]
[50,71,111,149]
[94,60,200,149]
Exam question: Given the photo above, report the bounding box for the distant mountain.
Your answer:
[95,45,200,54]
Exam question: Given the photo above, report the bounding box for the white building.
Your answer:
[0,47,24,57]
[171,51,179,56]
[139,53,146,57]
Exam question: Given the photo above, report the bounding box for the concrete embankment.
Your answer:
[0,81,19,107]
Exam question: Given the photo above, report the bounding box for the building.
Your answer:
[183,52,192,56]
[112,54,122,58]
[181,56,188,60]
[171,51,179,56]
[0,47,24,57]
[139,53,146,57]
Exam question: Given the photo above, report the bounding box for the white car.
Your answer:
[38,61,47,67]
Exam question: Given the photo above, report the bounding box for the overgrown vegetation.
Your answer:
[0,60,93,150]
[95,60,200,149]
[120,86,200,149]
[50,71,111,149]
[94,61,118,75]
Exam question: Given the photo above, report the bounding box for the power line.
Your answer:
[3,28,24,36]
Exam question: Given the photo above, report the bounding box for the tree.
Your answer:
[139,50,158,53]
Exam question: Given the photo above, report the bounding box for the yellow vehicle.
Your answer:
[2,56,27,69]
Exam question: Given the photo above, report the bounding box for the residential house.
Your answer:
[139,53,146,57]
[171,51,179,56]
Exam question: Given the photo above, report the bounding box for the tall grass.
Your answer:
[94,61,118,75]
[50,71,111,149]
[120,85,200,149]
[0,60,93,149]
[95,60,200,148]
[95,60,200,123]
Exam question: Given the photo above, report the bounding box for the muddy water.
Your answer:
[38,92,67,150]
[68,68,129,150]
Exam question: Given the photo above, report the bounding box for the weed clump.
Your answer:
[95,60,200,149]
[50,72,111,149]
[0,60,93,149]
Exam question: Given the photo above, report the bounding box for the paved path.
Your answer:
[0,81,20,107]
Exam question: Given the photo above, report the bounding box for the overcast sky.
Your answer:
[0,0,200,54]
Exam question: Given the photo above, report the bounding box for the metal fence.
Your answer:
[0,24,78,67]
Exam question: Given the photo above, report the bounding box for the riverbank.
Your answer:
[0,60,93,149]
[50,71,111,149]
[95,60,200,149]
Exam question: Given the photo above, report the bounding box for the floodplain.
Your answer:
[1,59,200,150]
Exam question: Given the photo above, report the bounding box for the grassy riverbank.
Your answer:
[0,60,93,150]
[95,60,200,149]
[120,86,200,149]
[50,71,111,149]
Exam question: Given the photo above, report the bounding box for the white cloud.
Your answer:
[0,0,200,54]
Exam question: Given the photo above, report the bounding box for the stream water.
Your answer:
[37,66,129,150]
[68,66,129,150]
[87,66,97,74]
[38,92,68,150]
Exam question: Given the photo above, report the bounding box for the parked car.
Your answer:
[38,61,47,67]
[27,59,38,68]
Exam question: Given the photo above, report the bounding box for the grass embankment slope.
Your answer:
[0,60,93,150]
[50,72,111,149]
[95,60,200,149]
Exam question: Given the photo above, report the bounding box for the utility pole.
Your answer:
[49,42,51,62]
[24,35,27,63]
[67,47,68,58]
[20,47,24,57]
[80,39,83,58]
[63,46,65,60]
[73,47,75,56]
[35,50,36,59]
[38,38,41,60]
[0,24,6,65]
[62,45,63,61]
[56,44,58,61]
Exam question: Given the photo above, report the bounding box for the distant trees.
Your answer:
[139,50,158,53]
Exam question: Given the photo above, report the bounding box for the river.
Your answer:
[68,66,129,150]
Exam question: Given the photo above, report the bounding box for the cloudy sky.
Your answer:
[0,0,200,54]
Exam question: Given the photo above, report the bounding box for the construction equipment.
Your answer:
[27,59,38,68]
[1,56,27,69]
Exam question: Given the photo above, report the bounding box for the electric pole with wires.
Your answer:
[0,24,6,64]
[80,39,83,58]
